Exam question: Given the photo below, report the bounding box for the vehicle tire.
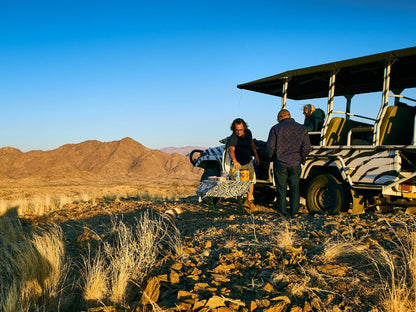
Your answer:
[200,168,221,205]
[306,174,345,214]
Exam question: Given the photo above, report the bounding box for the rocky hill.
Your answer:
[0,137,202,180]
[160,146,207,156]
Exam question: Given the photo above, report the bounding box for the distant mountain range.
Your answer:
[0,137,202,180]
[159,146,207,156]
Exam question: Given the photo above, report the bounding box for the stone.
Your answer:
[285,246,302,255]
[211,263,235,274]
[216,308,235,312]
[249,300,257,312]
[205,295,226,309]
[190,267,202,276]
[255,299,270,308]
[140,276,160,306]
[193,299,207,310]
[187,274,200,281]
[263,283,274,293]
[317,264,348,277]
[263,302,287,312]
[184,247,197,254]
[177,290,198,301]
[176,302,193,311]
[211,273,230,283]
[303,301,312,312]
[171,262,183,271]
[270,296,290,304]
[169,270,180,284]
[157,274,169,282]
[193,282,209,291]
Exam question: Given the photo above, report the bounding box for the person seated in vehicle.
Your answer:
[303,104,325,132]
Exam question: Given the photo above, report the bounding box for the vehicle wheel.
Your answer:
[200,168,221,205]
[306,174,345,214]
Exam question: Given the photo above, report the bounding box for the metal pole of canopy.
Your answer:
[345,95,353,120]
[281,77,288,109]
[374,60,391,145]
[321,71,336,146]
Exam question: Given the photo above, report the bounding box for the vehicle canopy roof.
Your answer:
[237,46,416,100]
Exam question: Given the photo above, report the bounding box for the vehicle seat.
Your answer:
[379,105,416,145]
[325,117,371,146]
[324,117,343,146]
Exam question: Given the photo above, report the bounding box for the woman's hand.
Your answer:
[254,154,260,165]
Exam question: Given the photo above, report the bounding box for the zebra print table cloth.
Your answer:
[197,180,253,198]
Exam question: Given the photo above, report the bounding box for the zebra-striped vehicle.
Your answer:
[190,47,416,214]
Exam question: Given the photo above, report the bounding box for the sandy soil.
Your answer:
[0,177,200,201]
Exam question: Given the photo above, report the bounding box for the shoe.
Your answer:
[244,200,257,212]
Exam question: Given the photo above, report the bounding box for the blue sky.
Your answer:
[1,0,415,152]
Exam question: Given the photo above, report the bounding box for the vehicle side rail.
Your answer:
[332,111,376,122]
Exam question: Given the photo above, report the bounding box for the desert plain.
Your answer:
[1,138,415,312]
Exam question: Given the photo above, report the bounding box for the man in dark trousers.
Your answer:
[267,109,311,217]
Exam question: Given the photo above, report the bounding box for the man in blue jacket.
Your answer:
[267,109,311,217]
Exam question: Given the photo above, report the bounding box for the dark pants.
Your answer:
[273,163,301,216]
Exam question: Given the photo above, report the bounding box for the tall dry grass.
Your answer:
[0,190,181,219]
[369,221,416,312]
[81,210,183,306]
[0,213,67,311]
[0,194,92,217]
[321,219,416,312]
[81,246,109,303]
[1,207,183,311]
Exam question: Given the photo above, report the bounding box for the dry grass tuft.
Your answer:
[224,237,237,249]
[368,220,416,312]
[81,246,109,302]
[321,218,416,311]
[81,210,183,305]
[322,235,370,264]
[0,212,67,311]
[271,220,295,250]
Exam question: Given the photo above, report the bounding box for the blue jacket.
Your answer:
[267,118,311,167]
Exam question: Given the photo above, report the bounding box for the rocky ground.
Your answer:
[21,197,416,311]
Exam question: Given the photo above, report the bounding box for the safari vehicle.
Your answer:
[190,46,416,214]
